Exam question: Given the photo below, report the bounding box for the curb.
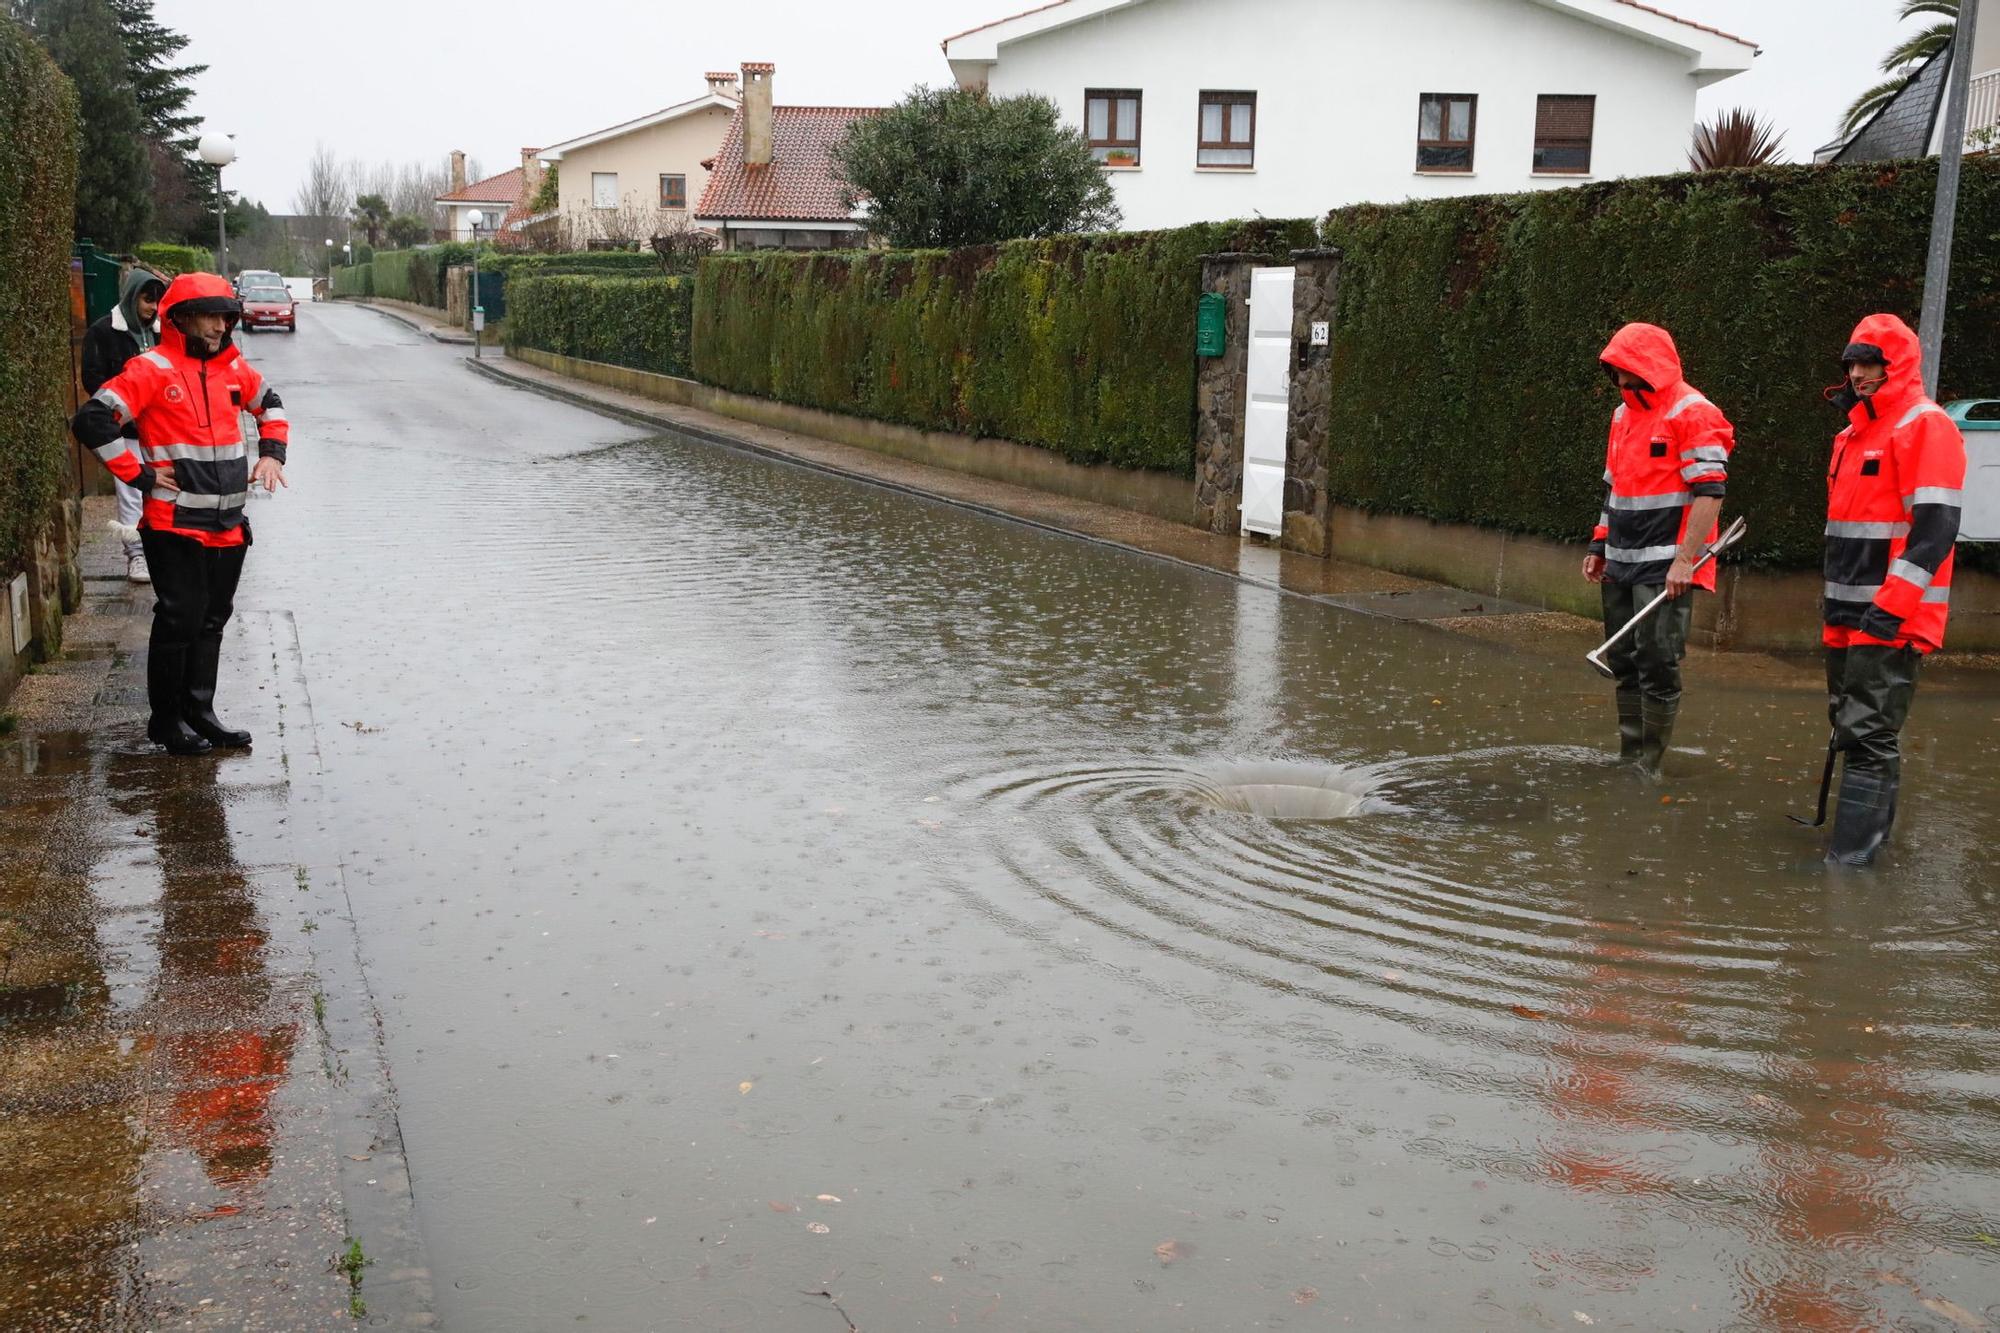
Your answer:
[347,299,474,345]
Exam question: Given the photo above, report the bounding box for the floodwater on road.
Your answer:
[236,305,2000,1328]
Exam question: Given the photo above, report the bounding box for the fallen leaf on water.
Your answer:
[1293,1287,1319,1306]
[1510,1004,1549,1021]
[1660,795,1674,805]
[1154,1239,1193,1265]
[816,1194,842,1203]
[1918,1296,1985,1330]
[1973,1232,2000,1246]
[1573,1314,1595,1327]
[345,1154,372,1162]
[738,1081,754,1095]
[807,1222,831,1234]
[1382,970,1404,983]
[768,1200,795,1213]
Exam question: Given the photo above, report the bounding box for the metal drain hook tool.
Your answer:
[1789,732,1838,826]
[1585,515,1748,679]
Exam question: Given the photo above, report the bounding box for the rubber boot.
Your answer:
[1827,760,1898,867]
[182,635,251,748]
[1636,696,1677,778]
[1615,689,1644,763]
[145,642,212,756]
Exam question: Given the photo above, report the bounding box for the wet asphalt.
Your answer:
[24,300,2000,1330]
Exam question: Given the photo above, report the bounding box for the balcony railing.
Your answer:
[1968,69,2000,153]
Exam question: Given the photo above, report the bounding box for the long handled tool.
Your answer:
[1585,515,1748,678]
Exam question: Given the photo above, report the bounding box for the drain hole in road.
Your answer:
[1190,762,1379,822]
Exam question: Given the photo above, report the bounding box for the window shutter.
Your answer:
[1536,95,1594,142]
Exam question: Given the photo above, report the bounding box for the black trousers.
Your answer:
[1826,644,1922,772]
[139,529,246,724]
[1600,581,1693,705]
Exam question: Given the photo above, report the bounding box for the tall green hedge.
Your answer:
[506,274,693,378]
[692,220,1316,473]
[133,240,213,275]
[483,251,661,279]
[330,262,372,298]
[0,23,80,579]
[1321,159,2000,567]
[369,248,434,304]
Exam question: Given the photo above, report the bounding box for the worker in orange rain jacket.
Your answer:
[70,273,290,756]
[1818,314,1965,866]
[1582,323,1735,776]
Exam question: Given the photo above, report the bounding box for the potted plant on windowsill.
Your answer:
[1103,149,1137,168]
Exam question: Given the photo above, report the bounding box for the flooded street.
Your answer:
[197,305,2000,1326]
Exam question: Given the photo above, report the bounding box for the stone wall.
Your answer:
[1191,254,1264,534]
[1281,248,1339,556]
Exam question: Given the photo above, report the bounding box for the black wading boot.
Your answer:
[1616,689,1644,763]
[1636,696,1677,778]
[181,635,251,748]
[146,642,212,756]
[1828,760,1898,867]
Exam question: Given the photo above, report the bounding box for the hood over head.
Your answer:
[1840,312,1924,409]
[1599,322,1684,411]
[115,266,166,342]
[157,272,241,361]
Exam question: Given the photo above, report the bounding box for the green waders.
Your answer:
[1601,581,1693,776]
[1825,644,1922,866]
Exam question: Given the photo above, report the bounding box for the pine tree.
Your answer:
[26,0,154,248]
[106,0,211,225]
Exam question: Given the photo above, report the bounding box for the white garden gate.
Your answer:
[1241,265,1295,537]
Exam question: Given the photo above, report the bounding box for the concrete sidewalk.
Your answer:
[0,502,433,1329]
[341,297,477,346]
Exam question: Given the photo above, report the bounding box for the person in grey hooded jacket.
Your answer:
[82,267,167,583]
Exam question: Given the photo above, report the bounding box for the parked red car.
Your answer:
[238,284,296,333]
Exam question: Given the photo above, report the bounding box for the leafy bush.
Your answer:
[691,220,1316,473]
[368,248,421,302]
[506,274,693,378]
[481,250,662,279]
[1320,158,2000,566]
[0,24,80,577]
[133,241,214,275]
[330,262,373,298]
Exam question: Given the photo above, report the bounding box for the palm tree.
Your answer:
[1840,0,1958,137]
[1690,108,1787,170]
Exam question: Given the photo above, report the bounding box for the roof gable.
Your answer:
[541,92,741,161]
[694,104,878,224]
[944,0,1756,70]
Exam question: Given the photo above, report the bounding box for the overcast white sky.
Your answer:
[153,0,1917,210]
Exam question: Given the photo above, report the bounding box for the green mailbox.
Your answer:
[1196,291,1227,357]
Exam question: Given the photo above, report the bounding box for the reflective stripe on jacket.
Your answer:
[1824,313,1964,652]
[1589,323,1733,589]
[69,272,290,549]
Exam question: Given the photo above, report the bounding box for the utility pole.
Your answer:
[1918,3,1981,398]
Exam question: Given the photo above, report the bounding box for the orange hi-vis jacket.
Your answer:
[71,272,289,549]
[1590,323,1734,591]
[1823,313,1965,653]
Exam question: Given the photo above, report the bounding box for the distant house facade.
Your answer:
[942,0,1756,230]
[435,149,539,242]
[538,75,742,250]
[694,62,876,251]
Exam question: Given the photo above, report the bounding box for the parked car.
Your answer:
[238,284,296,332]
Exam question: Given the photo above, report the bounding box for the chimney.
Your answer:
[519,147,543,207]
[742,62,774,167]
[705,70,740,100]
[449,149,467,194]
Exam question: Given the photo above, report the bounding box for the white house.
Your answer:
[942,0,1757,230]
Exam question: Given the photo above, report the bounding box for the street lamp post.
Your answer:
[323,238,333,298]
[198,132,237,277]
[467,210,484,360]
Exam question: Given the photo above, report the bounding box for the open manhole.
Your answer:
[1189,761,1380,821]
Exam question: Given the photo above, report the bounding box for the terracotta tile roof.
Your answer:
[695,105,878,223]
[942,0,1754,52]
[437,165,525,205]
[1610,0,1754,49]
